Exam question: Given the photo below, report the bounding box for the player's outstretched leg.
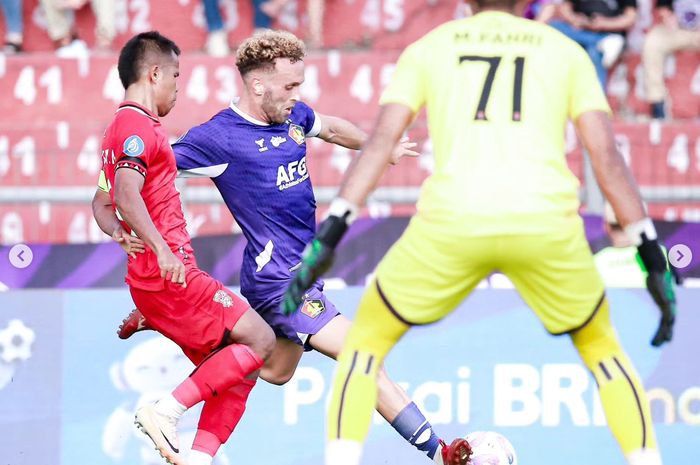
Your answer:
[189,378,258,465]
[307,303,470,464]
[135,305,274,465]
[135,400,187,465]
[325,281,470,465]
[118,307,151,339]
[571,298,661,465]
[135,342,264,465]
[385,383,471,465]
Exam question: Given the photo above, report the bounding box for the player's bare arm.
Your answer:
[92,187,146,259]
[337,103,415,206]
[576,111,646,226]
[113,168,186,286]
[316,113,367,149]
[92,187,124,237]
[577,110,676,346]
[317,113,418,164]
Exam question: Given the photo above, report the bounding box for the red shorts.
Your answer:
[130,268,250,365]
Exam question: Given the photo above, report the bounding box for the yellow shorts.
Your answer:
[374,214,605,334]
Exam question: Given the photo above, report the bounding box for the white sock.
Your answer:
[326,440,363,465]
[626,448,663,465]
[154,393,187,419]
[433,442,445,465]
[189,449,214,465]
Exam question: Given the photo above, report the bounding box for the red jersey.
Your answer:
[99,101,192,291]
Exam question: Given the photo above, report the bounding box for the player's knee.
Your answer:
[570,299,620,358]
[570,326,622,369]
[244,323,275,362]
[256,325,276,361]
[260,366,295,385]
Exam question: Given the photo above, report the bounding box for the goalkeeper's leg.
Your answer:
[325,280,410,465]
[571,298,661,465]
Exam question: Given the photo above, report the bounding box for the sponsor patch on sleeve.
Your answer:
[300,299,325,319]
[123,135,145,157]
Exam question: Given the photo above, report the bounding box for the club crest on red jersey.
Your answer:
[300,299,325,318]
[288,124,305,145]
[213,289,233,308]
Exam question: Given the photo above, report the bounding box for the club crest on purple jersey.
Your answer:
[288,124,305,145]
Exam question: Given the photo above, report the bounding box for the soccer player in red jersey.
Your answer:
[91,31,275,465]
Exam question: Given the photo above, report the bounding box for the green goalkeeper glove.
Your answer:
[282,199,357,316]
[629,219,677,347]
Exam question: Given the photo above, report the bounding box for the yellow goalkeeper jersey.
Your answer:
[380,12,610,235]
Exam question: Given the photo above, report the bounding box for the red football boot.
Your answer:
[117,308,151,339]
[440,438,473,465]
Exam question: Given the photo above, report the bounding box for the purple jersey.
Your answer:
[174,101,322,311]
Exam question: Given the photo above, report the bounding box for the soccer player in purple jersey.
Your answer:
[117,30,471,465]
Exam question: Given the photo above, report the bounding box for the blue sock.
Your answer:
[390,402,441,460]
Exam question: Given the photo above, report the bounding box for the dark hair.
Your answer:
[118,31,181,89]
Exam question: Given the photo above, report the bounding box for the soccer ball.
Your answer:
[464,431,517,465]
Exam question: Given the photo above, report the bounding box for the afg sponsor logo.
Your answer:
[276,156,309,190]
[123,135,145,157]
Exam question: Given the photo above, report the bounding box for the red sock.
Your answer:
[172,344,262,408]
[192,378,257,455]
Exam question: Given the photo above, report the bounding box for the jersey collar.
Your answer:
[118,101,160,122]
[229,100,271,126]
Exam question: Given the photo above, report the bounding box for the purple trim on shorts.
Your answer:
[337,351,359,438]
[551,292,606,336]
[599,361,612,381]
[614,356,647,448]
[364,355,375,375]
[257,287,340,351]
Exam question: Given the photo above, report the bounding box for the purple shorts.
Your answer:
[258,286,340,351]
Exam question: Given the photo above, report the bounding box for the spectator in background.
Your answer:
[643,0,700,119]
[1,0,23,53]
[202,0,230,57]
[40,0,115,56]
[523,0,561,22]
[260,0,324,48]
[550,0,638,89]
[259,0,286,21]
[305,0,323,48]
[254,0,274,30]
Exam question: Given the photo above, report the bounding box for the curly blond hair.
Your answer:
[236,30,306,76]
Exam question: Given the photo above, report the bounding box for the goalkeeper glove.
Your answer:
[627,218,677,347]
[281,199,358,316]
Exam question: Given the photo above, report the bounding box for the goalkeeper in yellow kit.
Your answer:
[283,0,677,464]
